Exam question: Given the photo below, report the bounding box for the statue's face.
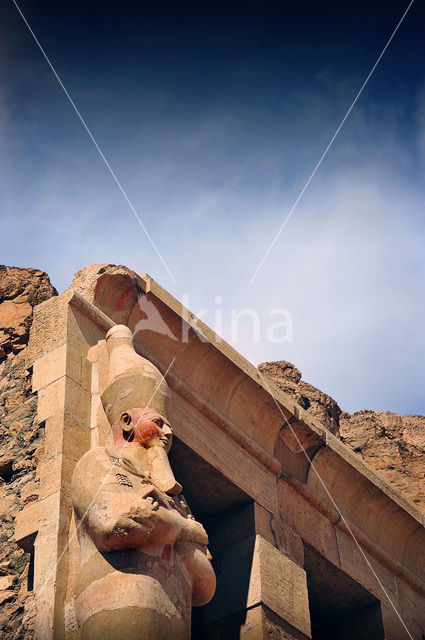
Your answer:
[113,408,173,452]
[111,407,181,495]
[159,421,173,454]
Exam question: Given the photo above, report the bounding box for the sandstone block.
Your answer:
[14,493,59,549]
[37,377,90,425]
[247,536,311,637]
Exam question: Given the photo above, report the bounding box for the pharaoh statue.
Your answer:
[71,325,216,640]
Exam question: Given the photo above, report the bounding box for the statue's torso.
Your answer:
[73,448,193,640]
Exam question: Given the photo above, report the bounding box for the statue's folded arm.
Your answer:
[72,448,189,552]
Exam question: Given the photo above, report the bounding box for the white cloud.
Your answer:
[1,34,423,417]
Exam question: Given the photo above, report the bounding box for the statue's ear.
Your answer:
[120,412,133,433]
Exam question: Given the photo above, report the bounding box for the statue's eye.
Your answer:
[152,417,164,428]
[121,412,132,426]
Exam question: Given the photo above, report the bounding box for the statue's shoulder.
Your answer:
[73,447,111,476]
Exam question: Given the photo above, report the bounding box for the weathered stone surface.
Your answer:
[258,361,341,434]
[0,456,13,481]
[339,410,425,510]
[247,536,311,637]
[0,266,57,306]
[0,266,57,360]
[0,352,44,638]
[259,360,425,511]
[71,263,137,302]
[0,266,56,638]
[0,575,15,590]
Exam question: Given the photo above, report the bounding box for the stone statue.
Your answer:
[71,325,216,640]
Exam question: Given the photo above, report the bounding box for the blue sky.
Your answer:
[1,0,424,415]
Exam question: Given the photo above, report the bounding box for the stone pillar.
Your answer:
[200,501,311,639]
[204,535,310,639]
[14,292,102,640]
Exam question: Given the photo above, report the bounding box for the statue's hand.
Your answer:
[141,484,175,507]
[90,490,183,550]
[111,512,154,540]
[178,518,209,546]
[142,496,160,512]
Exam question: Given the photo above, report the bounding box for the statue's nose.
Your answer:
[161,423,172,438]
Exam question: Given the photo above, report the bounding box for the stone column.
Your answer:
[201,502,311,639]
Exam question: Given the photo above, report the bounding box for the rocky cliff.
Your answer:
[257,360,342,435]
[339,410,425,511]
[259,360,425,511]
[0,266,57,360]
[0,266,57,638]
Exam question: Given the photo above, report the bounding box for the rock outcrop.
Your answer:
[339,410,425,510]
[0,266,57,360]
[259,360,425,511]
[0,266,57,638]
[258,361,341,434]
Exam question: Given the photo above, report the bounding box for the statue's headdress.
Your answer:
[101,324,170,424]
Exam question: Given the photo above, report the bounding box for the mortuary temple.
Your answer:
[1,264,424,639]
